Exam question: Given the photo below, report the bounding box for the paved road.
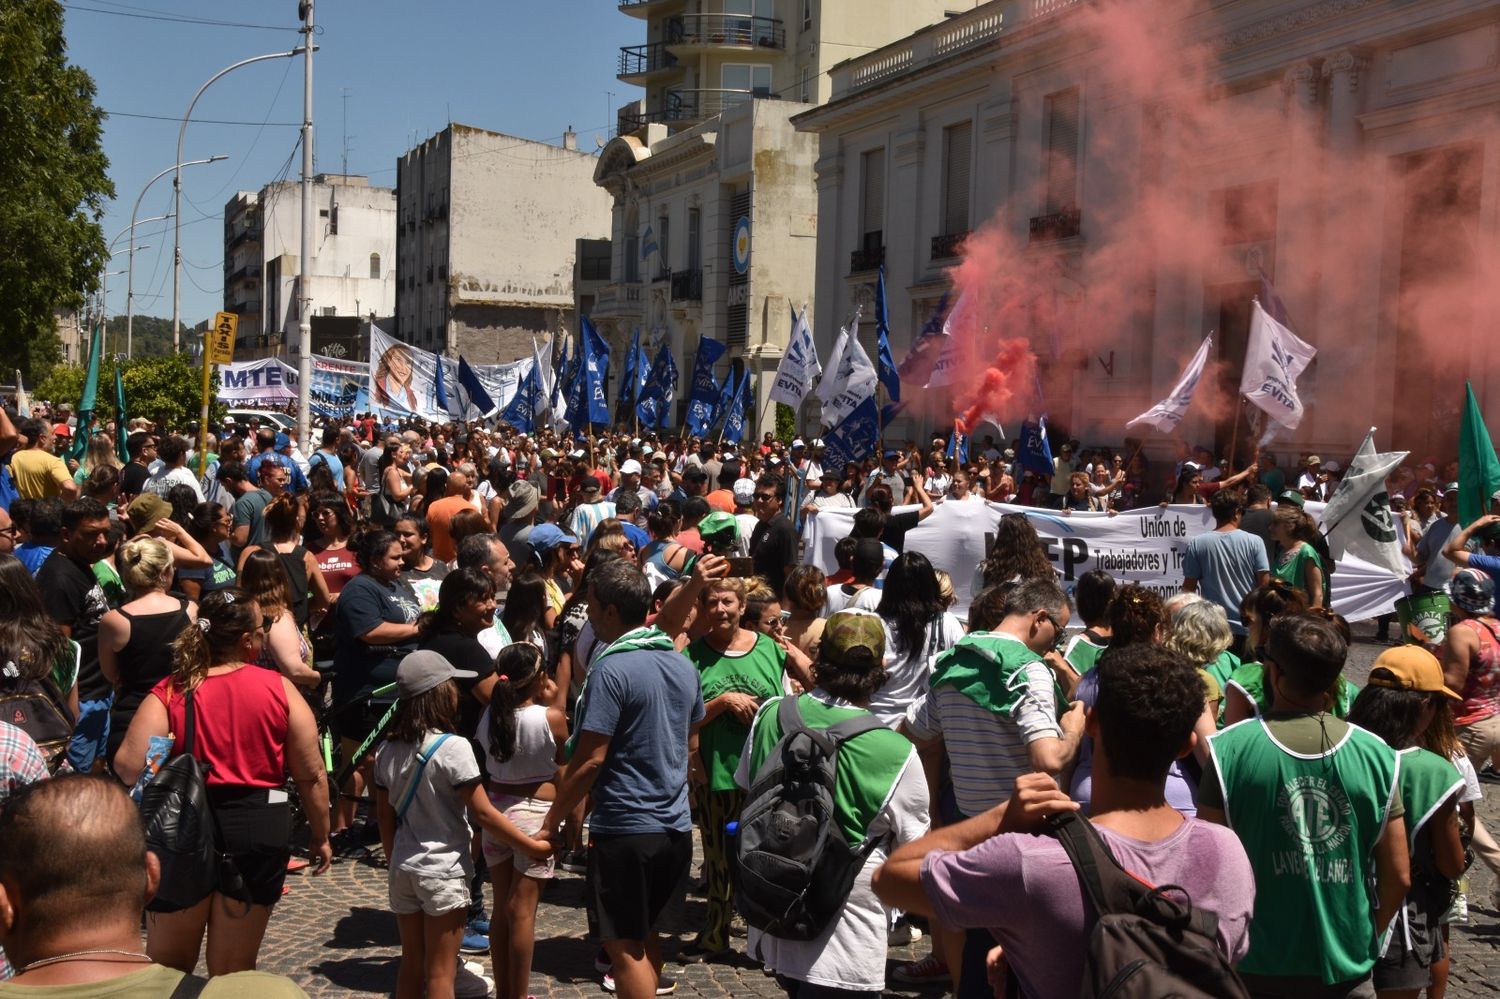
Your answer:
[253,629,1500,998]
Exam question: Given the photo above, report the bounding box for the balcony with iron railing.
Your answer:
[1029,209,1082,243]
[931,231,970,261]
[617,87,777,132]
[666,14,785,52]
[618,0,685,18]
[619,42,681,83]
[850,245,886,274]
[670,269,702,302]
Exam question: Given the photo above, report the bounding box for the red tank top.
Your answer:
[151,666,290,787]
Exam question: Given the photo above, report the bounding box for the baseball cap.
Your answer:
[126,493,173,535]
[1365,646,1461,701]
[810,438,826,449]
[528,523,578,555]
[1449,567,1496,616]
[791,439,806,449]
[698,511,740,553]
[396,650,477,699]
[620,459,642,475]
[274,432,290,449]
[822,610,886,666]
[578,478,601,494]
[1278,490,1305,507]
[1443,482,1460,496]
[882,449,900,460]
[732,478,756,505]
[1323,460,1341,473]
[540,447,558,460]
[505,479,539,520]
[1004,448,1016,459]
[569,449,586,460]
[1306,455,1322,465]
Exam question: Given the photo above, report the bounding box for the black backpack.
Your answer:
[138,691,223,912]
[1049,812,1249,999]
[735,695,888,941]
[0,675,75,773]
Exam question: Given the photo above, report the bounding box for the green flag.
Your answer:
[66,321,103,464]
[113,362,128,463]
[1459,381,1500,526]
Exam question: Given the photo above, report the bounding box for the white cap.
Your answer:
[792,438,806,448]
[1323,460,1341,473]
[630,437,641,447]
[811,438,826,448]
[569,449,586,459]
[621,459,642,475]
[733,478,756,504]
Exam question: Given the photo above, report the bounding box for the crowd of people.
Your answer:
[0,398,1496,999]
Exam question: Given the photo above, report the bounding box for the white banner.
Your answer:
[802,500,1406,622]
[220,358,297,403]
[370,325,445,421]
[310,357,369,421]
[1241,299,1316,430]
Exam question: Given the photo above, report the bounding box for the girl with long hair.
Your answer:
[1348,650,1467,998]
[71,432,121,486]
[375,439,415,527]
[238,549,320,687]
[1163,596,1236,721]
[477,643,568,999]
[374,652,551,999]
[1222,579,1354,723]
[873,551,964,727]
[1270,505,1326,608]
[501,572,553,653]
[177,502,237,600]
[114,588,332,976]
[238,493,331,633]
[394,513,449,613]
[0,553,78,768]
[99,537,196,761]
[781,565,828,662]
[977,513,1054,591]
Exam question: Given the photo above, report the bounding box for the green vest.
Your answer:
[1204,649,1242,693]
[1393,747,1462,850]
[929,631,1066,720]
[1063,633,1106,674]
[744,693,911,846]
[686,633,786,792]
[1210,716,1400,983]
[1225,662,1355,721]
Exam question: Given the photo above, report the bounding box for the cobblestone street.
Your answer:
[249,632,1500,997]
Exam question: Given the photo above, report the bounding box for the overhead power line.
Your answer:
[60,2,295,31]
[105,109,300,126]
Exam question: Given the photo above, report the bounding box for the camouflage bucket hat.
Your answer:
[823,610,886,666]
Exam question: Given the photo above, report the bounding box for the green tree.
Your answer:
[104,315,178,358]
[34,354,222,431]
[0,0,113,384]
[775,402,797,443]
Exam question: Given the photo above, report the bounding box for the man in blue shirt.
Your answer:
[543,560,704,999]
[1442,511,1500,584]
[1183,490,1271,647]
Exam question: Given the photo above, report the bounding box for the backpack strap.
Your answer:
[395,733,453,822]
[182,689,198,759]
[1048,812,1219,938]
[168,972,210,999]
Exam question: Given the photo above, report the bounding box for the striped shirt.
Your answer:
[568,500,616,547]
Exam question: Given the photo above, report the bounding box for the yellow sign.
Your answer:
[207,311,238,364]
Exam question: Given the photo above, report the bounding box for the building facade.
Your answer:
[594,0,980,432]
[794,0,1500,459]
[223,174,397,360]
[395,125,612,365]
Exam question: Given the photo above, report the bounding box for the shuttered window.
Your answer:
[942,121,972,236]
[1045,89,1080,213]
[861,148,885,248]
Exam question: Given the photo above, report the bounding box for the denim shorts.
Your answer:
[68,695,113,773]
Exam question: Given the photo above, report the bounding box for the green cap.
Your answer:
[822,610,885,666]
[698,511,740,554]
[1278,490,1305,508]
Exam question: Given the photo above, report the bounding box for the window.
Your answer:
[861,148,885,253]
[369,253,381,280]
[722,63,772,98]
[942,121,972,236]
[657,212,671,275]
[803,0,813,29]
[1044,89,1081,213]
[687,207,702,270]
[801,67,811,103]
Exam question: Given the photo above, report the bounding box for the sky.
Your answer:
[64,0,635,328]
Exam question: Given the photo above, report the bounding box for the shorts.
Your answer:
[1373,931,1445,992]
[481,792,555,879]
[146,787,292,913]
[68,695,113,773]
[586,830,692,943]
[389,868,472,916]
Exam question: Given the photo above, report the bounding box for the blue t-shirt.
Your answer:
[1467,552,1500,585]
[16,542,54,575]
[619,521,651,553]
[578,647,705,835]
[1183,528,1270,635]
[308,449,345,489]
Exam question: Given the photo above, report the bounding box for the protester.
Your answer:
[1062,568,1115,674]
[0,554,78,771]
[238,549,321,687]
[870,552,964,728]
[1183,488,1272,643]
[9,420,77,501]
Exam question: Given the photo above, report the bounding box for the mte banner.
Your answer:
[802,500,1405,621]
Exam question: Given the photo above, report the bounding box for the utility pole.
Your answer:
[296,0,315,448]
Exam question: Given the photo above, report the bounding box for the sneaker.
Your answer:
[891,955,952,985]
[594,948,611,974]
[460,927,490,954]
[469,915,491,935]
[677,940,729,963]
[887,919,922,946]
[558,849,588,874]
[603,974,676,995]
[454,959,494,998]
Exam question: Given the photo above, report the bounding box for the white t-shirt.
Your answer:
[734,693,930,991]
[869,612,966,728]
[147,465,205,503]
[373,731,483,879]
[824,583,881,618]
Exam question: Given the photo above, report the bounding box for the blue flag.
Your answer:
[876,266,900,405]
[457,355,497,419]
[501,366,540,432]
[564,337,587,434]
[581,317,611,426]
[685,336,727,437]
[636,343,678,430]
[721,369,753,444]
[619,328,641,416]
[947,421,969,465]
[1018,417,1054,479]
[821,396,880,473]
[709,364,737,435]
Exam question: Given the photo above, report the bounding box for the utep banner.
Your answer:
[310,357,369,421]
[802,501,1406,620]
[220,359,297,403]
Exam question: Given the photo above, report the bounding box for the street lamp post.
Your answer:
[129,156,226,358]
[172,47,306,350]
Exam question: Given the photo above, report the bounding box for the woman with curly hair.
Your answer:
[976,513,1055,594]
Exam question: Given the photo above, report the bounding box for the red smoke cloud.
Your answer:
[935,0,1499,458]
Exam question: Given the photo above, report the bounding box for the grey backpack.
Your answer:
[734,695,888,940]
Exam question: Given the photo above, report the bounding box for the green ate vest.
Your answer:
[1224,661,1355,720]
[744,693,911,846]
[1210,716,1400,983]
[1063,633,1106,675]
[687,633,786,792]
[929,631,1067,720]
